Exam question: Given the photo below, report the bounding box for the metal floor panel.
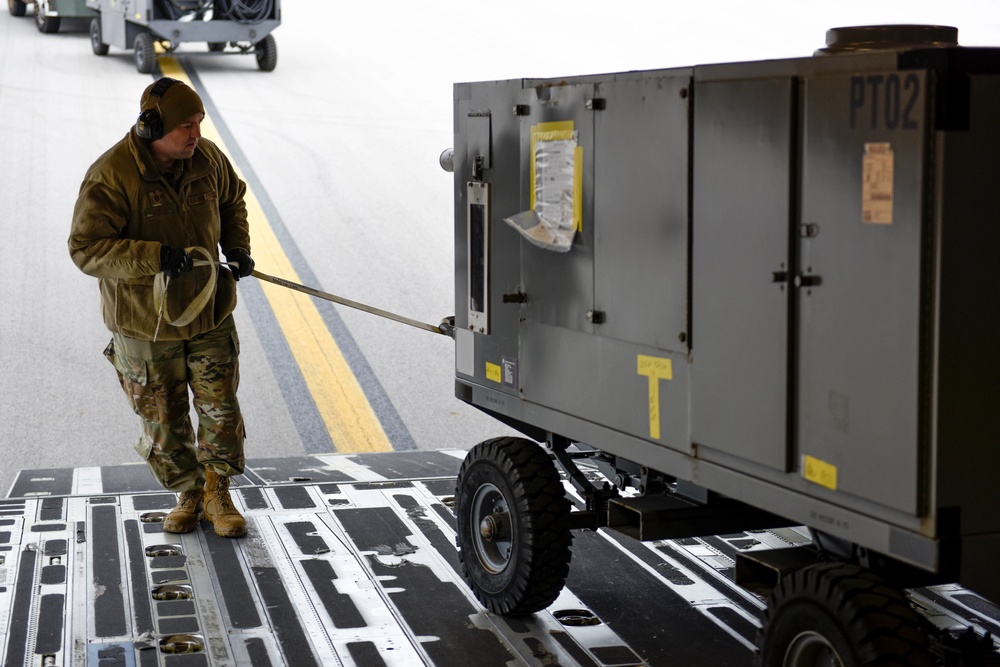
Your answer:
[2,451,999,666]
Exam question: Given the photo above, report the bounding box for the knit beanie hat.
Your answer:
[139,78,205,137]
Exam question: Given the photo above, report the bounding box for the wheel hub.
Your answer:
[471,483,513,573]
[784,630,844,667]
[479,512,507,541]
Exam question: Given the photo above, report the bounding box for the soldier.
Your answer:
[69,77,253,538]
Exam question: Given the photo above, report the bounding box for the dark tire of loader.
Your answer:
[756,562,934,667]
[134,32,155,74]
[255,33,277,72]
[90,17,109,56]
[455,436,572,616]
[35,2,61,33]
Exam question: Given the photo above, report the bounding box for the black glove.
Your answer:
[225,248,254,281]
[160,245,193,279]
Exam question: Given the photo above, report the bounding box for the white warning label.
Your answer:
[862,142,894,224]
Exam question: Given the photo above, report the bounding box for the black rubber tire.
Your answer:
[34,0,60,32]
[8,0,27,17]
[90,17,109,56]
[255,34,277,72]
[756,563,934,667]
[455,437,572,616]
[134,32,156,74]
[208,42,225,52]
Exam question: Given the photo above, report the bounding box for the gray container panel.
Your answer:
[518,83,596,335]
[935,74,1000,536]
[691,77,795,472]
[51,0,95,16]
[593,75,690,351]
[453,83,474,333]
[454,81,524,391]
[148,19,280,43]
[97,3,127,49]
[520,321,690,452]
[797,71,928,515]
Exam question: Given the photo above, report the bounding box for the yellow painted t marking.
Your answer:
[637,355,672,440]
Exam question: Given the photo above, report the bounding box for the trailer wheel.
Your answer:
[8,0,27,17]
[756,563,933,667]
[90,17,109,56]
[455,437,572,616]
[255,34,277,72]
[34,0,60,32]
[134,32,156,74]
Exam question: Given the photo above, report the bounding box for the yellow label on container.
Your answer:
[803,455,838,490]
[485,362,502,384]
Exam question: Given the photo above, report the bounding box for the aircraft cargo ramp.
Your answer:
[2,451,999,667]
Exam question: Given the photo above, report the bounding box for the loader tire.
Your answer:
[756,563,934,667]
[90,17,109,56]
[34,0,60,32]
[455,437,572,616]
[134,32,155,74]
[255,34,277,71]
[9,0,27,17]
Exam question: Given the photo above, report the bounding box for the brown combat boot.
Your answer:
[163,489,203,533]
[203,469,247,538]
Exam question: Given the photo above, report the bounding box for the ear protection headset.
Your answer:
[135,77,181,140]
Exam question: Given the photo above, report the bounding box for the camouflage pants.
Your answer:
[104,315,246,492]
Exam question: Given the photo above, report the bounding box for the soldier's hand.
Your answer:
[160,245,193,279]
[225,248,254,281]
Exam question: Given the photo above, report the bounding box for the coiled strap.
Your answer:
[152,246,220,341]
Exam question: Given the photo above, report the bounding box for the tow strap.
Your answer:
[249,269,447,336]
[153,247,448,341]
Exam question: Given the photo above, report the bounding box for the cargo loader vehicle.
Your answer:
[446,24,1000,666]
[86,0,280,73]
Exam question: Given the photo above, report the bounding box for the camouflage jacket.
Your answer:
[69,130,250,341]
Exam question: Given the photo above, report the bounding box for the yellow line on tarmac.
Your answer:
[158,59,392,453]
